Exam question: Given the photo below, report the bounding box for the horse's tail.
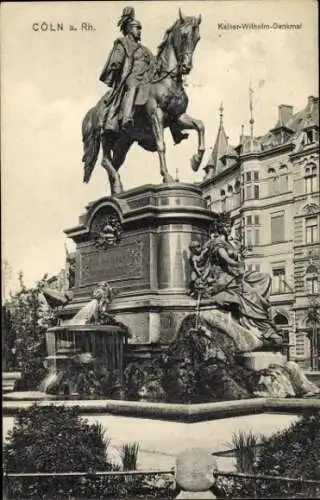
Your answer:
[82,105,101,183]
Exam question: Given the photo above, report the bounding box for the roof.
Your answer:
[222,144,238,158]
[286,97,319,131]
[241,137,262,154]
[259,96,319,150]
[204,117,229,177]
[203,96,319,181]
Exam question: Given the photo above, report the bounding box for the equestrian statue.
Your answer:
[82,6,205,195]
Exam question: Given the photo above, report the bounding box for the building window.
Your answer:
[305,164,318,194]
[305,217,319,244]
[220,189,226,212]
[245,185,260,200]
[272,267,286,294]
[226,185,233,211]
[226,197,233,211]
[268,168,279,196]
[306,275,319,294]
[306,130,315,145]
[245,185,253,200]
[244,171,260,200]
[274,313,289,326]
[279,165,289,193]
[246,263,260,272]
[234,180,241,208]
[246,229,252,247]
[246,228,260,247]
[247,264,261,272]
[205,196,212,209]
[244,213,260,246]
[295,335,305,357]
[271,213,285,243]
[306,264,319,294]
[274,313,289,344]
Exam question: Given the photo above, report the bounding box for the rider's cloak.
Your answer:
[99,36,154,131]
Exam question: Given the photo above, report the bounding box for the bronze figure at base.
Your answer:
[188,213,283,350]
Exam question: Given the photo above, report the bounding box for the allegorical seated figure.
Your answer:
[188,213,283,348]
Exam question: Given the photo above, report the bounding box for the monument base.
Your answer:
[64,183,214,346]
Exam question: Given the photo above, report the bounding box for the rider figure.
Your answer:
[99,6,153,130]
[99,6,188,144]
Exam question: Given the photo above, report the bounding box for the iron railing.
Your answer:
[3,469,320,499]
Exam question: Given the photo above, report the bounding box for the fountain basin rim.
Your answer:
[48,325,126,333]
[44,355,73,360]
[3,397,319,422]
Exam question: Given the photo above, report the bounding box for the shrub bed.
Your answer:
[216,412,320,498]
[3,404,175,498]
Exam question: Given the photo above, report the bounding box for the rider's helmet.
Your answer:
[118,6,142,35]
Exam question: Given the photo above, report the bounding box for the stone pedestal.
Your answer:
[2,372,21,393]
[240,351,286,371]
[64,183,213,354]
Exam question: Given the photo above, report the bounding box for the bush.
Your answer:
[254,412,320,498]
[3,404,175,498]
[4,404,111,497]
[4,404,108,473]
[217,413,320,498]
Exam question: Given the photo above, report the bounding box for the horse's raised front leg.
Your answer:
[150,106,174,183]
[175,113,205,172]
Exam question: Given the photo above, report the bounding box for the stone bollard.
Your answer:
[175,448,218,499]
[315,463,320,480]
[3,474,9,500]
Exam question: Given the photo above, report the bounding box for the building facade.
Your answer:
[201,96,319,368]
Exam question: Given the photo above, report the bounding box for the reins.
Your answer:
[149,65,179,84]
[149,19,193,84]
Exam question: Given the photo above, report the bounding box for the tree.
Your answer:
[5,272,50,388]
[2,259,13,300]
[2,304,15,371]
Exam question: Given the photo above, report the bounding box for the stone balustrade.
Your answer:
[2,372,21,393]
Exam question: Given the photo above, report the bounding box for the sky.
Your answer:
[1,0,318,297]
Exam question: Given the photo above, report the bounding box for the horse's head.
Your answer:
[172,9,201,75]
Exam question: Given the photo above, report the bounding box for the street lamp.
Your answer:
[306,299,320,371]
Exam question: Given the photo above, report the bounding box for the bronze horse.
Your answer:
[82,10,205,195]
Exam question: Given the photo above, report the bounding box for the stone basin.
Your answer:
[2,406,302,471]
[4,391,55,401]
[3,397,319,471]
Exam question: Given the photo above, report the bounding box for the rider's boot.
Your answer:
[169,123,189,144]
[122,86,137,129]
